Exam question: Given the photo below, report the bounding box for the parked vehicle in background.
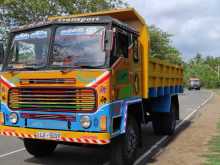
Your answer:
[0,8,183,165]
[188,77,201,90]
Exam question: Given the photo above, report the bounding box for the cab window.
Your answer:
[110,31,129,65]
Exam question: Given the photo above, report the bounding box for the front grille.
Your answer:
[9,87,97,113]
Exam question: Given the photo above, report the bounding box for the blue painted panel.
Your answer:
[149,85,183,98]
[1,102,112,133]
[71,105,112,132]
[120,97,142,134]
[1,103,26,127]
[175,86,180,93]
[179,86,184,93]
[164,87,170,95]
[171,86,175,94]
[158,87,164,96]
[27,119,68,130]
[151,95,171,113]
[109,101,123,117]
[149,88,157,97]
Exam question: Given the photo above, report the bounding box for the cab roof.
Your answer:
[49,8,146,26]
[11,8,146,35]
[11,15,137,34]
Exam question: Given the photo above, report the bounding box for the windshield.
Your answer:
[5,25,107,71]
[190,80,200,85]
[7,28,51,69]
[51,26,106,68]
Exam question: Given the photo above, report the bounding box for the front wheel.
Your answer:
[24,139,57,157]
[110,116,140,165]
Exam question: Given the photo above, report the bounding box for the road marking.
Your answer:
[176,92,214,129]
[0,148,25,158]
[134,91,214,165]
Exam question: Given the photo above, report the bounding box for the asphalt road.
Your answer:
[0,89,212,165]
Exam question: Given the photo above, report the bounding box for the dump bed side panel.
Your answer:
[148,58,184,97]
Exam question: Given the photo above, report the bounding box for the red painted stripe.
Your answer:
[77,138,82,143]
[92,139,98,144]
[28,134,32,138]
[83,139,89,143]
[91,73,111,88]
[21,133,26,137]
[0,131,109,145]
[100,140,107,144]
[60,137,66,141]
[0,78,12,88]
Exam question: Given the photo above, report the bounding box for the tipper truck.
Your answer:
[0,8,183,165]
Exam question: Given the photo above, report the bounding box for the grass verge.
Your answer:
[205,122,220,165]
[205,90,220,165]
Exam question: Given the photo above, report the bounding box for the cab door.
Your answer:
[110,29,131,100]
[128,35,142,97]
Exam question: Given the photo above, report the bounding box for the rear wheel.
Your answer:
[24,139,57,157]
[152,101,177,135]
[110,116,140,165]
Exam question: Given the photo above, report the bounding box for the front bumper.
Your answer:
[0,125,110,145]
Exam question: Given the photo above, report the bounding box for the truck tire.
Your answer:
[152,101,176,135]
[24,139,57,157]
[110,116,140,165]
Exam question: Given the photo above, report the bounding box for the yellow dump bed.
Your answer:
[149,58,183,97]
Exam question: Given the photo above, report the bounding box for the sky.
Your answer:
[126,0,220,60]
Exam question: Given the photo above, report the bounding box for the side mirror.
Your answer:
[105,30,114,51]
[0,42,4,64]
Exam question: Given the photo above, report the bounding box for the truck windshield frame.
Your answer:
[4,24,109,71]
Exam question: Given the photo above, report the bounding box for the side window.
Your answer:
[133,37,139,63]
[110,31,129,66]
[116,32,129,58]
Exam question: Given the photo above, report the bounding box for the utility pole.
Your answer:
[218,65,220,80]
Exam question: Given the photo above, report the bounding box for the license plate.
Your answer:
[36,132,61,140]
[0,112,4,124]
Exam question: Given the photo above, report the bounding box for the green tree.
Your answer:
[0,0,126,25]
[184,54,220,88]
[149,25,182,64]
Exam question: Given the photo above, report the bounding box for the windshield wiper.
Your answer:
[75,65,103,69]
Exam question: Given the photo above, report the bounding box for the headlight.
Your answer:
[80,116,91,129]
[9,113,18,124]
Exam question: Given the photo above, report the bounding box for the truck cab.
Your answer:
[188,77,201,90]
